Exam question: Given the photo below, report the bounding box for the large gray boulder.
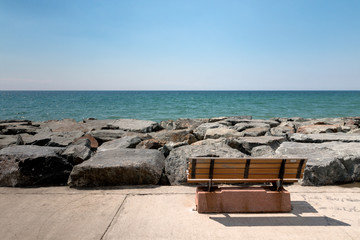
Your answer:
[165,143,247,185]
[275,142,360,185]
[0,145,71,186]
[68,149,165,187]
[290,133,360,143]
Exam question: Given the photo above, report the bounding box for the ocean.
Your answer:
[1,91,360,122]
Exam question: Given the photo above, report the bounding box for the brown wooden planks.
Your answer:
[187,157,307,183]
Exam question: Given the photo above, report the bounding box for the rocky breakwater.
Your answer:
[1,116,360,187]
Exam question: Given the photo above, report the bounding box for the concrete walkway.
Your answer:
[0,184,359,240]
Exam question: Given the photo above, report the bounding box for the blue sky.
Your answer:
[1,0,359,90]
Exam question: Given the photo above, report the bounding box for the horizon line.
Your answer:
[1,89,360,92]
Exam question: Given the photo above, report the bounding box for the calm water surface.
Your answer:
[1,91,359,122]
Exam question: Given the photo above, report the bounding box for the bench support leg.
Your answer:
[207,180,212,192]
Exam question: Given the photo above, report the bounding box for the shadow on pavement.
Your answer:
[209,201,350,227]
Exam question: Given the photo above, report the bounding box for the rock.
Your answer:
[224,118,278,127]
[40,119,87,133]
[227,136,286,155]
[165,143,246,185]
[191,138,227,146]
[136,139,165,149]
[350,129,360,134]
[16,135,24,145]
[271,117,307,123]
[234,122,270,132]
[20,130,84,147]
[149,129,197,145]
[204,128,244,139]
[88,130,126,142]
[47,131,84,147]
[0,145,71,186]
[297,124,340,134]
[160,142,189,157]
[275,142,360,185]
[251,145,275,157]
[193,123,226,140]
[0,121,39,135]
[74,134,99,149]
[270,122,296,136]
[220,116,253,125]
[208,116,229,123]
[110,119,161,133]
[160,118,208,130]
[68,149,165,187]
[82,119,119,131]
[0,135,18,149]
[290,133,360,143]
[21,130,52,146]
[62,138,93,165]
[240,127,269,137]
[97,136,142,151]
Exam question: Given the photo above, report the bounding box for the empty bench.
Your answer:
[187,157,307,213]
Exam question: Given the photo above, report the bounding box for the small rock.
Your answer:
[62,138,93,164]
[136,139,165,149]
[297,124,340,134]
[110,119,161,133]
[98,136,142,151]
[204,128,244,139]
[251,145,275,157]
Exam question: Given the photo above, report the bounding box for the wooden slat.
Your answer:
[187,178,299,183]
[187,157,307,183]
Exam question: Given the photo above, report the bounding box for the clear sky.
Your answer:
[1,0,359,90]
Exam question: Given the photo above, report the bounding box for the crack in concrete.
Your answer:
[100,194,128,240]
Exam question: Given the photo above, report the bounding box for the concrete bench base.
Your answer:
[195,186,291,213]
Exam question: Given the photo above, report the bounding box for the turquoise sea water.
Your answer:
[1,91,360,122]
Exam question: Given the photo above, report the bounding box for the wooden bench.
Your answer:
[187,157,307,190]
[187,157,307,212]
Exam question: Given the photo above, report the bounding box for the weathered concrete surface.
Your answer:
[0,190,125,240]
[1,184,357,240]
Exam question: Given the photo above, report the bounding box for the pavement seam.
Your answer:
[100,194,128,240]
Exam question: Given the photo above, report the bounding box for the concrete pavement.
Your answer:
[0,183,359,240]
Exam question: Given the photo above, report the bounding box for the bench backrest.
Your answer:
[187,157,307,184]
